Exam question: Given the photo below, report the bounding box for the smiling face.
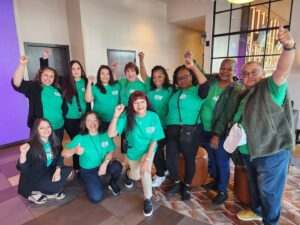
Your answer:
[152,70,165,89]
[37,120,52,142]
[125,67,137,82]
[71,62,82,81]
[85,113,100,134]
[100,68,110,85]
[176,68,193,90]
[219,60,235,82]
[241,62,265,89]
[133,97,147,116]
[40,69,55,86]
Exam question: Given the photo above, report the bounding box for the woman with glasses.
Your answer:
[62,112,122,203]
[234,27,295,224]
[165,51,209,201]
[138,52,173,187]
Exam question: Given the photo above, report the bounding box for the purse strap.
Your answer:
[177,90,201,126]
[75,93,82,115]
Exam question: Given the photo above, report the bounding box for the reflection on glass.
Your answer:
[269,0,291,27]
[212,59,224,73]
[229,34,247,57]
[231,8,249,32]
[250,0,270,5]
[216,0,231,12]
[264,55,280,76]
[215,12,230,34]
[213,36,229,58]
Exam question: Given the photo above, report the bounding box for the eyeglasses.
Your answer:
[241,69,261,78]
[177,74,190,81]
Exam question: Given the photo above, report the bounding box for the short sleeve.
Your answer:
[151,114,165,141]
[65,135,81,149]
[116,113,127,135]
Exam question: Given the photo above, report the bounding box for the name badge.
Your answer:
[146,127,155,134]
[154,95,163,101]
[101,141,109,148]
[112,90,119,95]
[179,94,186,100]
[54,92,61,97]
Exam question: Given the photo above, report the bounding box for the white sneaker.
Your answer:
[164,170,169,176]
[152,175,166,187]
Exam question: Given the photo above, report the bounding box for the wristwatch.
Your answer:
[283,43,296,51]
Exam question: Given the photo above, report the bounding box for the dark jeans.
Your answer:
[203,131,230,194]
[241,149,291,225]
[166,124,202,185]
[65,118,81,170]
[54,126,64,152]
[79,160,122,203]
[153,130,167,177]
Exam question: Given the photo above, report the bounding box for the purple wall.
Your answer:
[0,0,29,146]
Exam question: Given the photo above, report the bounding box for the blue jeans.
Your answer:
[241,149,291,225]
[79,160,122,203]
[203,131,230,194]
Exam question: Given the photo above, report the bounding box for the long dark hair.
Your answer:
[28,118,60,163]
[96,65,117,94]
[172,65,198,89]
[34,67,60,89]
[79,111,104,135]
[150,65,172,91]
[126,91,154,132]
[62,60,88,102]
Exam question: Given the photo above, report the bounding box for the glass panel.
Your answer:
[212,58,224,73]
[231,8,250,32]
[264,55,280,76]
[215,12,230,34]
[269,0,291,27]
[216,0,231,12]
[249,4,269,31]
[229,34,246,57]
[251,0,270,5]
[244,56,263,64]
[246,31,266,56]
[265,27,282,55]
[213,36,229,58]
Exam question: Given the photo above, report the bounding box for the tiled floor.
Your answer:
[0,144,300,225]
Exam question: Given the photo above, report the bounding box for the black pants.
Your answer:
[64,118,81,170]
[153,130,167,177]
[166,124,202,185]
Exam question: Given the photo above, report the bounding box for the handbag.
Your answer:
[122,138,129,154]
[223,123,247,153]
[177,90,200,143]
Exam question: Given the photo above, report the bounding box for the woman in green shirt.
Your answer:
[108,91,165,217]
[165,51,209,201]
[138,52,173,187]
[62,112,122,203]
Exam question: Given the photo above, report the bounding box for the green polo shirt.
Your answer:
[65,132,116,169]
[119,78,146,106]
[116,111,165,160]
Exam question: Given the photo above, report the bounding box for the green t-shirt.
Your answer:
[65,132,116,169]
[43,141,53,167]
[66,79,87,119]
[167,86,206,125]
[119,78,146,106]
[235,76,287,154]
[116,111,165,160]
[201,81,224,132]
[146,78,173,128]
[41,86,64,129]
[92,83,120,122]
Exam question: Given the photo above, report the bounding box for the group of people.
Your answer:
[13,26,295,224]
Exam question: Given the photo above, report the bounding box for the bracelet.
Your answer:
[145,157,150,161]
[113,116,119,119]
[104,159,110,164]
[283,43,296,51]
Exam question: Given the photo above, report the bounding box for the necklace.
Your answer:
[89,134,102,160]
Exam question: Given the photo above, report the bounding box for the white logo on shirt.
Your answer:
[213,96,219,102]
[146,127,155,134]
[54,92,61,97]
[179,94,186,100]
[101,141,109,148]
[154,95,163,101]
[129,89,135,94]
[81,88,85,92]
[112,90,119,95]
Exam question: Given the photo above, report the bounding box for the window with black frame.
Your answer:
[211,0,293,77]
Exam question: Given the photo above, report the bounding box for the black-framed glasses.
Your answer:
[241,69,260,78]
[177,74,190,81]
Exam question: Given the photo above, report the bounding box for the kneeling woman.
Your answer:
[17,119,72,205]
[62,112,122,203]
[108,91,165,217]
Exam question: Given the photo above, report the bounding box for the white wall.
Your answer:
[79,0,203,78]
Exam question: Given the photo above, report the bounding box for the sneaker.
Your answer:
[28,192,47,205]
[125,170,133,188]
[152,175,166,187]
[202,181,217,191]
[164,170,169,176]
[143,198,153,217]
[212,192,228,205]
[108,180,121,195]
[47,191,66,200]
[237,209,263,221]
[166,182,182,197]
[181,185,191,201]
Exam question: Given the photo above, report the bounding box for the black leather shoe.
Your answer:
[202,181,217,191]
[166,182,182,196]
[181,185,191,201]
[212,192,228,205]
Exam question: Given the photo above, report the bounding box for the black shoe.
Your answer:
[143,198,153,217]
[166,182,182,196]
[202,181,217,191]
[125,170,133,188]
[108,180,121,196]
[212,192,228,205]
[181,185,191,201]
